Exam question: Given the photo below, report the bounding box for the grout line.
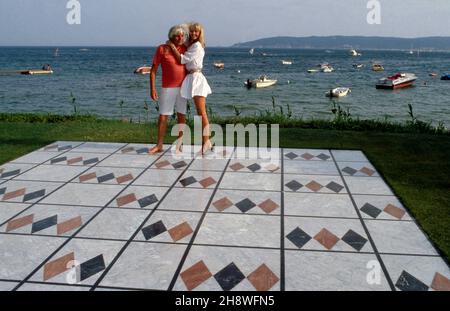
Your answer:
[280,148,285,291]
[11,143,169,291]
[329,149,396,291]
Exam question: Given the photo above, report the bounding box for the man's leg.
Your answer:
[175,113,186,153]
[149,115,168,154]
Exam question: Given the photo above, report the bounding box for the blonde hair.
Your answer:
[189,22,206,48]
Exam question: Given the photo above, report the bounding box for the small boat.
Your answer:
[249,48,254,55]
[20,69,53,75]
[281,60,293,65]
[441,74,450,81]
[307,69,319,73]
[326,87,351,98]
[429,72,438,77]
[213,62,225,69]
[245,75,277,88]
[376,73,417,89]
[353,63,364,69]
[350,49,362,56]
[54,48,59,57]
[321,65,334,73]
[372,64,384,71]
[408,50,414,55]
[134,66,152,74]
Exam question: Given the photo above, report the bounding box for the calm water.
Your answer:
[0,47,449,124]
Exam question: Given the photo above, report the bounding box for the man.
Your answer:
[149,25,188,154]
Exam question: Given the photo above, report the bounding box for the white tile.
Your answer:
[344,176,394,195]
[284,193,357,218]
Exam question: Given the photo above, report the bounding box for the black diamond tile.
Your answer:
[138,194,158,208]
[135,148,149,154]
[97,173,115,183]
[1,169,21,178]
[316,153,331,161]
[285,180,303,191]
[31,215,58,233]
[83,158,99,165]
[142,220,167,240]
[80,255,106,281]
[214,262,246,291]
[0,188,6,195]
[180,176,197,187]
[286,227,312,249]
[172,161,188,169]
[360,203,382,218]
[326,182,344,193]
[341,230,368,251]
[285,152,298,160]
[58,145,72,151]
[235,198,256,213]
[395,270,429,291]
[247,163,262,172]
[23,189,46,202]
[51,157,67,164]
[342,167,358,175]
[121,147,135,153]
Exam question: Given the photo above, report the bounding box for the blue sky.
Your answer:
[0,0,449,46]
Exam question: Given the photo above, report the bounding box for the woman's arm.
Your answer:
[167,42,182,63]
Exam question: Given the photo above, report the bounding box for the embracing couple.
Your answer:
[149,22,212,155]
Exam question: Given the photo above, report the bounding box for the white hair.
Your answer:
[168,24,188,42]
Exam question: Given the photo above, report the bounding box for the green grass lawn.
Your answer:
[1,120,449,260]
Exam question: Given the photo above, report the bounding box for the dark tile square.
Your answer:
[121,147,135,153]
[51,157,67,164]
[316,153,331,161]
[326,182,344,193]
[341,230,368,251]
[138,194,159,208]
[23,189,46,202]
[342,167,358,176]
[1,169,21,178]
[286,227,311,249]
[58,145,72,151]
[142,220,167,240]
[396,270,429,291]
[247,163,261,172]
[97,173,115,183]
[360,203,382,218]
[31,215,58,233]
[135,148,149,154]
[235,198,256,213]
[214,262,246,291]
[285,180,303,191]
[80,254,106,281]
[284,152,298,160]
[83,158,99,165]
[180,176,197,187]
[172,161,188,169]
[0,187,6,195]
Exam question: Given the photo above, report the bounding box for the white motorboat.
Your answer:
[249,48,254,55]
[281,60,293,65]
[134,66,152,74]
[245,75,277,88]
[353,63,364,69]
[350,49,362,56]
[307,69,319,73]
[213,62,225,69]
[372,63,384,71]
[322,65,334,73]
[376,73,417,89]
[326,87,351,98]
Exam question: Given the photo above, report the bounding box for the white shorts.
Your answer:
[159,87,187,116]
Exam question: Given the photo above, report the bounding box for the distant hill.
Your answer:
[232,36,450,50]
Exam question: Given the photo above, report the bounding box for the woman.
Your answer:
[167,22,213,154]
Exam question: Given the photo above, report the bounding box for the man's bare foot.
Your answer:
[148,145,163,155]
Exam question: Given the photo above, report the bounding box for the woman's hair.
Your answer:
[189,22,206,48]
[167,24,188,42]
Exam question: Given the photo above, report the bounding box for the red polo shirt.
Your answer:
[152,44,187,88]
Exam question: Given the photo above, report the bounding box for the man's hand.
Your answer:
[151,88,158,101]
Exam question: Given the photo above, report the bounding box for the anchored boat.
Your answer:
[376,73,417,89]
[213,62,225,69]
[134,66,152,74]
[441,74,450,81]
[245,75,277,88]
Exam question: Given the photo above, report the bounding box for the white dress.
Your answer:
[180,41,212,99]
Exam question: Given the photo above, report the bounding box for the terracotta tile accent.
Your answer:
[314,228,340,250]
[301,153,314,160]
[247,264,279,291]
[180,260,212,291]
[384,204,406,219]
[44,252,75,281]
[213,197,233,211]
[360,167,375,176]
[116,193,137,207]
[57,216,82,235]
[116,174,134,184]
[258,199,279,214]
[431,272,450,291]
[67,157,83,165]
[155,160,171,169]
[79,172,97,182]
[306,181,323,192]
[230,163,245,171]
[168,222,193,242]
[6,214,34,232]
[199,177,216,188]
[3,188,26,201]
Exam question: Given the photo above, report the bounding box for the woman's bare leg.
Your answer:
[193,96,212,153]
